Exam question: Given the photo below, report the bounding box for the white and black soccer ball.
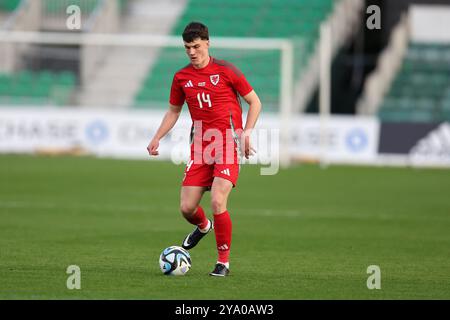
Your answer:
[159,246,191,276]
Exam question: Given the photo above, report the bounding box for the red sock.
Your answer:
[213,210,232,264]
[185,206,209,230]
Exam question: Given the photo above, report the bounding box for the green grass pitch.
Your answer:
[0,155,449,299]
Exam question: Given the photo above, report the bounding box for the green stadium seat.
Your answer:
[44,0,100,14]
[0,70,77,107]
[56,71,76,86]
[37,70,55,84]
[32,83,52,97]
[440,98,450,111]
[16,70,34,84]
[0,0,21,11]
[378,108,435,123]
[379,42,450,123]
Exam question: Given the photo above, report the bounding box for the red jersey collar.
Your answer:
[192,56,213,71]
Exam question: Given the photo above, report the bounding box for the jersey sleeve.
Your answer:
[169,74,185,106]
[227,65,253,97]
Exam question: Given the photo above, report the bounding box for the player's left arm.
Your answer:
[242,90,262,159]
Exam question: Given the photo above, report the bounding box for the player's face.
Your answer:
[184,38,210,68]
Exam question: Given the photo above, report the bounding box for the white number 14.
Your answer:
[197,92,212,108]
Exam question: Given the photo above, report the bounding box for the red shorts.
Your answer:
[182,160,240,188]
[182,132,241,188]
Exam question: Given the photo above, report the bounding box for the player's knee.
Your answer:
[211,195,225,214]
[180,203,196,217]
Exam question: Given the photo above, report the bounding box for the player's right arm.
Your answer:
[148,73,185,156]
[147,104,182,156]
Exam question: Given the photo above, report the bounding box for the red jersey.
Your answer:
[169,57,253,138]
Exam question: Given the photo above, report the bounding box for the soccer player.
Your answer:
[147,22,262,277]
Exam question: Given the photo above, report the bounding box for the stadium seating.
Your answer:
[134,0,336,111]
[0,0,129,14]
[43,0,128,14]
[0,0,126,13]
[0,70,77,106]
[378,43,450,122]
[43,0,98,14]
[0,0,123,107]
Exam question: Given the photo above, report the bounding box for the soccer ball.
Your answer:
[159,246,191,276]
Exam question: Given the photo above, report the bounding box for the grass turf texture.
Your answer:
[0,155,449,299]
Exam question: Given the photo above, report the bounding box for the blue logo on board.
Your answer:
[345,128,368,153]
[85,120,109,145]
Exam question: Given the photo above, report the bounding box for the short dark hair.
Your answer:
[182,22,209,42]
